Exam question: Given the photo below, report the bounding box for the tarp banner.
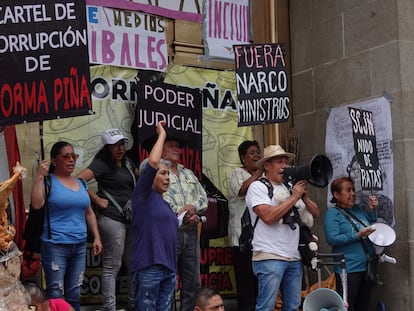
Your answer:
[0,0,92,126]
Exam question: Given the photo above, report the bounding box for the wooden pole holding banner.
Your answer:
[39,121,45,161]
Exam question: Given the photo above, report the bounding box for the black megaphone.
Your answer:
[283,154,333,188]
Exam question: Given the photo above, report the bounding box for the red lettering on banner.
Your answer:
[200,272,233,291]
[200,247,233,265]
[0,81,48,118]
[181,147,202,180]
[54,67,91,111]
[234,44,285,69]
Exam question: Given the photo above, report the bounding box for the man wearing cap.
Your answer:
[245,145,319,311]
[77,128,138,311]
[161,135,208,311]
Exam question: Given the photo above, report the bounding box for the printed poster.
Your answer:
[325,96,395,227]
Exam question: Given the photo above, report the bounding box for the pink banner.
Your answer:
[86,0,202,22]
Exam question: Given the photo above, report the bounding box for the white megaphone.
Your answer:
[302,288,346,311]
[368,223,396,247]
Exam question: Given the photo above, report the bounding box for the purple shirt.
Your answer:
[130,163,178,273]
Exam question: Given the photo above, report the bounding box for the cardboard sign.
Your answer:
[131,81,202,179]
[234,43,290,126]
[349,107,383,190]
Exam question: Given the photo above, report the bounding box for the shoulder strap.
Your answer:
[125,158,136,187]
[100,185,124,215]
[78,177,87,189]
[258,177,273,199]
[45,175,51,240]
[341,208,369,227]
[335,207,371,257]
[250,177,274,229]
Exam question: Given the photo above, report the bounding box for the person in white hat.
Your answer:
[245,145,320,311]
[77,128,138,311]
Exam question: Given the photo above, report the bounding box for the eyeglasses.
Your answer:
[109,141,126,149]
[59,153,79,160]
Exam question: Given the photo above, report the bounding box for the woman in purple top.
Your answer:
[131,121,178,311]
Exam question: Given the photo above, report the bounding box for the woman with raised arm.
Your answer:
[130,121,178,311]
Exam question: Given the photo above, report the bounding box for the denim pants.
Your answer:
[98,214,134,310]
[177,226,201,311]
[41,242,86,311]
[252,259,302,311]
[132,265,176,311]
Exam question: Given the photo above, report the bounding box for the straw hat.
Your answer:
[256,145,295,169]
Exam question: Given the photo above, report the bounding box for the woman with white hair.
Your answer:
[130,121,178,311]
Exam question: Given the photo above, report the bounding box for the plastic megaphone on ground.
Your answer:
[368,223,396,247]
[302,288,346,311]
[284,154,333,188]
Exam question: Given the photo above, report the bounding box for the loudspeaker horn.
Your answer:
[368,222,396,247]
[303,288,346,311]
[283,154,333,188]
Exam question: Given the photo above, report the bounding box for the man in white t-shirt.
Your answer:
[245,145,320,311]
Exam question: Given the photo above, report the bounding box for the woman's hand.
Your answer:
[156,120,167,137]
[36,160,49,179]
[359,226,376,238]
[368,195,378,210]
[95,197,109,209]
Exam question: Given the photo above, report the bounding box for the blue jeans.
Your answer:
[41,242,86,311]
[132,265,175,311]
[98,214,134,310]
[252,259,302,311]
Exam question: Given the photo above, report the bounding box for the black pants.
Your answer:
[335,271,373,311]
[233,247,258,311]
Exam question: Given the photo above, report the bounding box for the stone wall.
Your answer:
[289,0,414,309]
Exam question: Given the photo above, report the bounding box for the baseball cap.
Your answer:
[101,128,129,145]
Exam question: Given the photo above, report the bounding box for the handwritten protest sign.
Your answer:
[349,107,383,190]
[86,5,168,71]
[0,0,92,126]
[204,0,250,59]
[234,43,290,126]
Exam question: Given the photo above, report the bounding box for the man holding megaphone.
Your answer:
[246,145,320,311]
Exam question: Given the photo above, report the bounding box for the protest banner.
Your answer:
[87,0,202,22]
[349,107,382,190]
[131,81,203,179]
[326,97,395,227]
[0,0,92,126]
[204,0,250,59]
[234,43,290,126]
[86,4,168,71]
